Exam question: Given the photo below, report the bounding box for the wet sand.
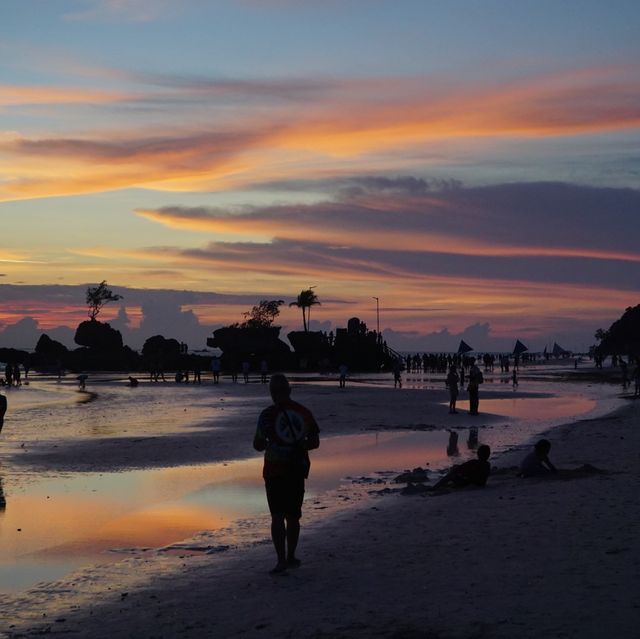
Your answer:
[0,373,637,637]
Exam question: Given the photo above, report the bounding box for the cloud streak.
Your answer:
[136,180,640,264]
[1,65,639,200]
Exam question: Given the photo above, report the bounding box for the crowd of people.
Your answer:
[1,362,26,387]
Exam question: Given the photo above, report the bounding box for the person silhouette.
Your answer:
[0,392,6,434]
[211,356,221,384]
[338,363,348,388]
[432,444,492,490]
[519,439,557,477]
[446,366,459,413]
[467,359,483,415]
[253,374,320,574]
[4,363,12,387]
[393,359,403,388]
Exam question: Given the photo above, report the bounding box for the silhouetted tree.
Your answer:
[290,289,321,332]
[241,300,284,329]
[86,280,122,320]
[595,304,640,357]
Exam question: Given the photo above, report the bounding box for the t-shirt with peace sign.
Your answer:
[255,399,320,479]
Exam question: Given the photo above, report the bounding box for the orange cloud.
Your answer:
[0,85,132,107]
[1,65,639,201]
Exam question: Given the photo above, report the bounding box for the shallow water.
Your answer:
[0,370,622,593]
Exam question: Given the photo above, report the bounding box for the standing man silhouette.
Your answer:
[0,391,6,434]
[253,374,320,574]
[468,359,483,415]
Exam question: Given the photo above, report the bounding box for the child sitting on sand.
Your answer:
[519,439,557,477]
[432,444,491,490]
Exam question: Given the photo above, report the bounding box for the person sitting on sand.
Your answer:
[253,374,320,574]
[128,376,139,387]
[432,444,491,490]
[519,439,557,477]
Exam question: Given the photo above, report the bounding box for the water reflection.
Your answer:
[446,430,460,457]
[467,426,479,450]
[0,429,453,592]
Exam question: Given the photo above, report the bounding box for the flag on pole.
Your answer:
[457,340,473,354]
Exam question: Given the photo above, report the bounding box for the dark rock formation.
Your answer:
[287,331,332,370]
[35,334,69,360]
[70,320,135,371]
[74,320,123,351]
[207,326,292,371]
[141,335,197,373]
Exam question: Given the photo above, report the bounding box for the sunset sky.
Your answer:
[1,0,639,352]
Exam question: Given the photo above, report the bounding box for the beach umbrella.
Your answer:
[513,339,528,356]
[457,340,473,354]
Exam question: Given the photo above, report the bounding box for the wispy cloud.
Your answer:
[135,180,640,264]
[1,65,639,200]
[0,85,133,107]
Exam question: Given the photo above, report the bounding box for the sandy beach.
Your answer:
[0,371,638,638]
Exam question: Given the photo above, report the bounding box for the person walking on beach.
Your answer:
[13,364,21,387]
[260,359,269,384]
[253,374,320,574]
[467,359,483,415]
[446,366,459,414]
[4,363,12,387]
[338,363,348,388]
[242,360,250,383]
[211,356,221,384]
[393,359,403,388]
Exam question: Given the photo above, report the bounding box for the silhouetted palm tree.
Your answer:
[290,288,321,332]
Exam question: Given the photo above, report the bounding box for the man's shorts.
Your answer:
[265,475,305,518]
